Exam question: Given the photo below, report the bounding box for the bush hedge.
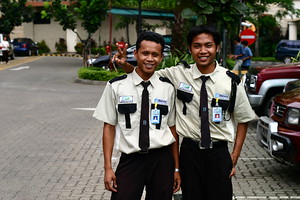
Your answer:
[78,56,281,81]
[78,67,125,81]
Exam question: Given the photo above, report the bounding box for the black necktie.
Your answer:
[139,81,150,151]
[200,76,211,148]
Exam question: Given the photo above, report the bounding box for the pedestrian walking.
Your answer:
[0,36,10,64]
[241,40,253,70]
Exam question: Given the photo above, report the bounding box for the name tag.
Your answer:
[119,96,133,103]
[179,82,192,92]
[214,93,229,101]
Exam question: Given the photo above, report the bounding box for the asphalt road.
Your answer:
[0,56,299,200]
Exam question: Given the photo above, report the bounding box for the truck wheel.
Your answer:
[261,90,282,117]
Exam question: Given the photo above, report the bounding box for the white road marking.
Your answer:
[10,66,30,71]
[72,108,96,111]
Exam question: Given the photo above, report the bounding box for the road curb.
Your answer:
[74,78,107,85]
[41,53,82,57]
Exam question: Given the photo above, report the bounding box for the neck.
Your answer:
[197,61,216,74]
[135,68,153,81]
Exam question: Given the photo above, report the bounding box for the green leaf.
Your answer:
[231,2,248,15]
[223,14,234,22]
[220,0,229,4]
[195,15,207,25]
[181,8,197,19]
[197,0,208,8]
[200,5,214,14]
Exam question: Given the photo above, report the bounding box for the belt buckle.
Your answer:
[198,141,213,149]
[139,149,149,154]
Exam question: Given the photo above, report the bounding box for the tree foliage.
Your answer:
[0,0,33,34]
[42,0,109,66]
[181,0,248,28]
[112,0,175,10]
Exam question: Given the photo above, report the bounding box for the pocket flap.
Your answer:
[177,89,193,103]
[151,104,168,115]
[211,98,229,111]
[118,103,137,114]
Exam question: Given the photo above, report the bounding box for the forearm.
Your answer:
[103,123,116,170]
[122,62,135,73]
[170,126,180,169]
[231,122,248,166]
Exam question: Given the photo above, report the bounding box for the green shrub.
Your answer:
[37,40,50,54]
[159,51,194,69]
[75,42,83,54]
[78,67,125,81]
[55,38,67,53]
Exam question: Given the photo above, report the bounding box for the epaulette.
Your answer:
[109,74,127,84]
[226,70,240,85]
[181,60,190,68]
[159,77,174,86]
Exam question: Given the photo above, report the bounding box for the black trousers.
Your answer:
[180,138,233,200]
[111,145,174,200]
[1,51,8,63]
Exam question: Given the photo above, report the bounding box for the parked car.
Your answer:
[257,79,300,165]
[12,38,39,56]
[0,33,15,60]
[275,40,300,63]
[244,63,300,116]
[90,45,171,69]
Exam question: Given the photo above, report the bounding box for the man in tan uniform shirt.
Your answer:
[93,32,180,200]
[114,25,256,200]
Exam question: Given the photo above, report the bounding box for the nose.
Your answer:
[199,46,208,53]
[146,54,154,61]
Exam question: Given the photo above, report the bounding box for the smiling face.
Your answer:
[134,40,163,80]
[189,33,219,74]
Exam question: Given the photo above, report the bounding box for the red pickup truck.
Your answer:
[257,80,300,164]
[244,63,300,116]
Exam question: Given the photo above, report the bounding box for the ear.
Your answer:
[134,49,137,59]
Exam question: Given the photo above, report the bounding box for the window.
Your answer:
[33,12,50,24]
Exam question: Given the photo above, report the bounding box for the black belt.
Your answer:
[183,138,228,149]
[138,145,171,154]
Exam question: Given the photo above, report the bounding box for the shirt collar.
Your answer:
[191,61,221,84]
[132,67,159,88]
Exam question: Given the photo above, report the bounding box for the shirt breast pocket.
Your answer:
[177,89,193,115]
[118,103,137,129]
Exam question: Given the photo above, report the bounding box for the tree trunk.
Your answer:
[171,4,185,54]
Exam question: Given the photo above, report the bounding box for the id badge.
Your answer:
[151,109,160,124]
[212,107,222,123]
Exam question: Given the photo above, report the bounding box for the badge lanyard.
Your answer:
[212,98,222,123]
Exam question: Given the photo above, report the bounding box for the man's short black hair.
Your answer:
[241,40,248,46]
[136,31,165,54]
[187,25,221,47]
[234,36,241,43]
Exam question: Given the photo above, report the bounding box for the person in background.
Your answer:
[114,25,256,200]
[241,40,253,70]
[93,31,180,200]
[0,36,10,64]
[228,36,245,71]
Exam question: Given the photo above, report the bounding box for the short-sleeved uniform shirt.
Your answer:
[234,43,245,60]
[155,62,256,142]
[93,69,176,154]
[241,46,253,67]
